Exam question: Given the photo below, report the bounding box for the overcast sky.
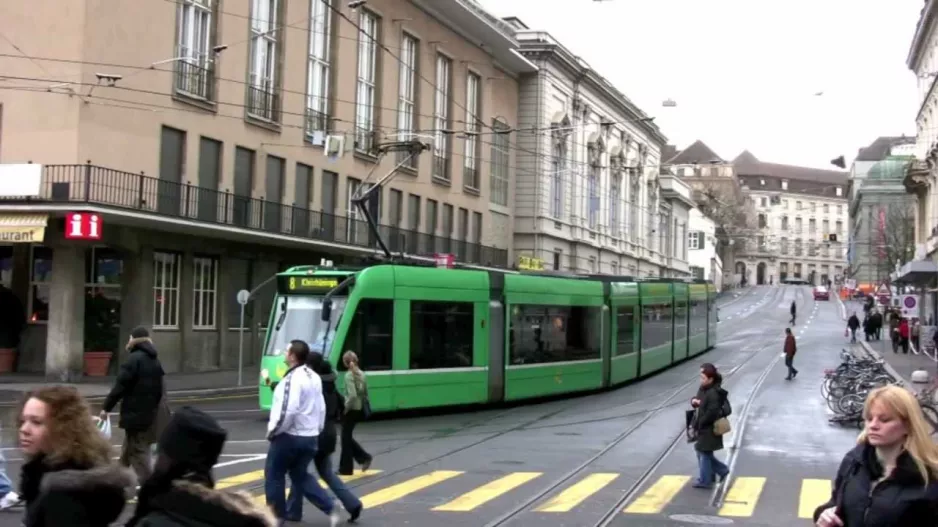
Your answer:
[477,0,923,170]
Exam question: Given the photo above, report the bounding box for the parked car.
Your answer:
[813,286,830,300]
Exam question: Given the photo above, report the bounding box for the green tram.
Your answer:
[258,264,717,412]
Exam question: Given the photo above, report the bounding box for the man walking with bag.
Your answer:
[100,326,170,483]
[784,327,798,380]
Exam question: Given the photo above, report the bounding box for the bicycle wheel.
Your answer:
[838,393,865,415]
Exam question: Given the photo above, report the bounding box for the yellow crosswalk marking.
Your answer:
[361,471,464,508]
[798,479,832,519]
[536,473,619,512]
[623,475,690,514]
[217,470,264,489]
[250,470,382,505]
[433,472,543,511]
[718,477,766,517]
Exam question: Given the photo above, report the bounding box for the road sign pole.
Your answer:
[236,289,252,387]
[238,305,245,386]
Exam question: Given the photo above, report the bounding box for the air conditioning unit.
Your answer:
[325,134,345,157]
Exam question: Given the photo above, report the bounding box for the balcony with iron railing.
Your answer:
[174,60,215,101]
[2,163,508,267]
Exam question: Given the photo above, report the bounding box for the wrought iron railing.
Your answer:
[247,84,280,122]
[7,163,507,267]
[174,60,215,101]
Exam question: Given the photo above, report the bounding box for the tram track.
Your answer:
[239,286,802,502]
[482,286,808,527]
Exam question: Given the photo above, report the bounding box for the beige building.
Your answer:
[0,0,536,378]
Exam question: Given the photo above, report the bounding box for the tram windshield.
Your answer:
[264,295,347,358]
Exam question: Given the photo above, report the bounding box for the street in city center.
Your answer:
[0,286,862,526]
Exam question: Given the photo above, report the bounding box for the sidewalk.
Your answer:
[0,365,258,404]
[837,295,937,403]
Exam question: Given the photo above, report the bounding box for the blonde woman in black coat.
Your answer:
[814,385,938,526]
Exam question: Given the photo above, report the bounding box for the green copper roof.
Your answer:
[867,155,913,180]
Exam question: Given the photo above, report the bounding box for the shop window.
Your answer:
[192,256,218,329]
[84,247,122,352]
[641,303,673,350]
[338,299,393,371]
[0,246,12,287]
[508,305,602,365]
[29,246,52,323]
[614,305,636,356]
[409,301,474,369]
[153,251,181,329]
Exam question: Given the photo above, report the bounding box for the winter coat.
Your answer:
[694,382,728,453]
[317,362,344,457]
[344,370,367,412]
[812,443,938,526]
[20,456,136,527]
[847,315,860,330]
[129,479,277,527]
[103,337,166,432]
[784,335,797,357]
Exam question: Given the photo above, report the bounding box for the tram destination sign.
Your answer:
[276,275,344,294]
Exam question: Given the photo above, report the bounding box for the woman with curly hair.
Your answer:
[18,386,137,527]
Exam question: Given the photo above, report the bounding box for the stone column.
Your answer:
[45,244,85,381]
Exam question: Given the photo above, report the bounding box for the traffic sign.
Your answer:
[901,294,919,317]
[876,284,890,296]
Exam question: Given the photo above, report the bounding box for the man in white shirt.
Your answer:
[265,339,340,527]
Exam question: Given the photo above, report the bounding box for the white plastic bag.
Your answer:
[94,415,112,440]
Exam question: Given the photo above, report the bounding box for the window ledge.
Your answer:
[432,176,452,187]
[172,91,217,113]
[245,114,282,133]
[463,185,481,197]
[354,150,379,164]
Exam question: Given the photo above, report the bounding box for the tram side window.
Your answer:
[674,301,687,337]
[410,301,475,369]
[690,300,702,335]
[641,303,672,350]
[509,305,601,365]
[614,306,636,356]
[339,299,393,371]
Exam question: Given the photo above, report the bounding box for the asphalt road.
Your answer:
[0,285,858,526]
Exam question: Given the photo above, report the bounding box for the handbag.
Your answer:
[713,416,731,436]
[685,409,699,443]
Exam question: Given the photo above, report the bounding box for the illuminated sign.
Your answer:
[276,275,344,294]
[518,256,544,271]
[64,212,102,240]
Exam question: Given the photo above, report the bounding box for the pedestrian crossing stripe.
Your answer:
[210,468,833,519]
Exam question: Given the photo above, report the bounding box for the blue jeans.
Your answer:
[287,452,362,519]
[695,450,728,487]
[265,434,334,520]
[0,448,12,495]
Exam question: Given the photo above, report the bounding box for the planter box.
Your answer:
[0,349,15,373]
[84,351,112,377]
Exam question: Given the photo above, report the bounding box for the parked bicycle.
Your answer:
[822,349,938,438]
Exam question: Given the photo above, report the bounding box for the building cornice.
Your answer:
[908,0,938,70]
[515,33,666,148]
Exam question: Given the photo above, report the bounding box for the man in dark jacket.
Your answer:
[784,327,798,380]
[790,300,797,325]
[286,352,362,522]
[101,326,166,483]
[847,312,860,343]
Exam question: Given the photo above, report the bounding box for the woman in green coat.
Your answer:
[339,351,373,476]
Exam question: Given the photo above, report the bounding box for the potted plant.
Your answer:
[84,292,119,376]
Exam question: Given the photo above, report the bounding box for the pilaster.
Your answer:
[45,244,85,381]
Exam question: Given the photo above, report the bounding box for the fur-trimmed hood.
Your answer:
[22,461,137,527]
[127,336,158,356]
[138,480,277,527]
[39,463,137,496]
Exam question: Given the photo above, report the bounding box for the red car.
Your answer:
[813,286,830,300]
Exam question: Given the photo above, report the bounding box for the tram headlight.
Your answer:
[260,369,270,384]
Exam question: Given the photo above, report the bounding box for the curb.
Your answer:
[0,385,256,407]
[857,341,908,387]
[95,385,257,401]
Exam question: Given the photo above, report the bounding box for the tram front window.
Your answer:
[264,296,347,358]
